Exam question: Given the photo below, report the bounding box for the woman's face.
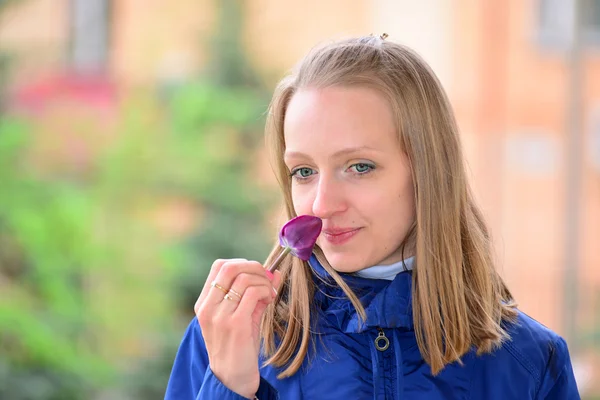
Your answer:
[283,86,416,272]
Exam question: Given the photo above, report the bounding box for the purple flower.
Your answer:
[266,215,322,273]
[278,215,323,260]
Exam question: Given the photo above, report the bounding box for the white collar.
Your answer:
[352,256,415,280]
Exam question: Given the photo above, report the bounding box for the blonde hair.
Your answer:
[261,36,517,378]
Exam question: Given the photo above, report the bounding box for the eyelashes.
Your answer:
[349,163,375,174]
[289,163,376,181]
[289,167,315,179]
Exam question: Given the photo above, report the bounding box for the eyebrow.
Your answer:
[284,146,381,160]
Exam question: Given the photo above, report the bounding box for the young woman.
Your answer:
[165,35,580,399]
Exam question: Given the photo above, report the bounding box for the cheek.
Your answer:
[372,183,415,227]
[291,185,313,215]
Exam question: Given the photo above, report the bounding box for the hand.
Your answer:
[194,259,282,399]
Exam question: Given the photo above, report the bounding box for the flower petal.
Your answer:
[278,215,323,260]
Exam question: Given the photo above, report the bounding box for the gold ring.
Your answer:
[228,288,242,300]
[224,293,238,301]
[211,281,229,295]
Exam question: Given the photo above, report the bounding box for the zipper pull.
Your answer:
[375,327,390,351]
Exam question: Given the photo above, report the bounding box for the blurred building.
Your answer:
[1,0,599,394]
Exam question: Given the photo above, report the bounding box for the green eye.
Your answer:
[299,168,313,177]
[354,163,370,173]
[351,163,375,174]
[291,167,315,179]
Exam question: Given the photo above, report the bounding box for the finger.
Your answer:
[216,273,274,313]
[195,258,246,313]
[204,260,270,307]
[271,270,282,298]
[230,273,273,299]
[233,285,273,318]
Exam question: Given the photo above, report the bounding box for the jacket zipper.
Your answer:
[373,327,392,399]
[375,327,390,351]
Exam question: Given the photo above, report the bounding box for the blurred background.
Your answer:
[0,0,598,398]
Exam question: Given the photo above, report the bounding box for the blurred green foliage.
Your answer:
[0,0,278,398]
[121,82,275,399]
[0,82,275,399]
[0,118,113,399]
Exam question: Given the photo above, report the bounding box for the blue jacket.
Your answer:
[165,256,580,399]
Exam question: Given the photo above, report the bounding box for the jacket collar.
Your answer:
[308,255,414,333]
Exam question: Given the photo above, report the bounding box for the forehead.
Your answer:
[283,86,398,153]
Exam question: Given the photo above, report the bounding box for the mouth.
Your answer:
[322,227,362,245]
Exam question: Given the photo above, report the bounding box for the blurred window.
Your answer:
[70,0,109,73]
[537,0,600,49]
[582,0,600,44]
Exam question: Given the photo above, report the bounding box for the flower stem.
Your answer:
[266,247,292,273]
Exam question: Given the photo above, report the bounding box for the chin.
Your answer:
[320,250,368,274]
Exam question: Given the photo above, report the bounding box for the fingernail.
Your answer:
[272,286,278,297]
[265,270,274,281]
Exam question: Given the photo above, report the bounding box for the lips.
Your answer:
[323,227,360,235]
[322,227,362,245]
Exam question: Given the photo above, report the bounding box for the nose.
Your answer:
[311,173,347,219]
